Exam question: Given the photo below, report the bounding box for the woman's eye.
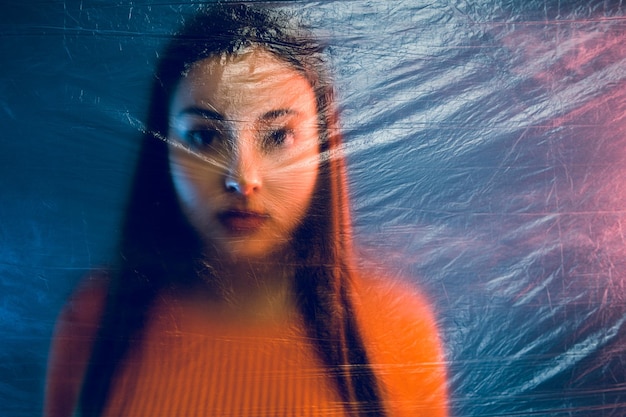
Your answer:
[263,128,294,150]
[185,129,219,149]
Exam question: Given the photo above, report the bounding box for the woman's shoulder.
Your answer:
[60,271,110,325]
[351,271,449,417]
[351,271,440,340]
[43,271,109,417]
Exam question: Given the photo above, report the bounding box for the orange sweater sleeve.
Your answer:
[353,276,449,417]
[43,276,107,417]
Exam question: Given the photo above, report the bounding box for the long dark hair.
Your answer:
[79,4,386,416]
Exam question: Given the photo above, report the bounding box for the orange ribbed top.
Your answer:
[44,275,448,417]
[103,296,346,417]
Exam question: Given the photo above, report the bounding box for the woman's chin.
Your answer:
[214,236,291,262]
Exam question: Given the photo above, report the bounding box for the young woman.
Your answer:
[44,4,448,417]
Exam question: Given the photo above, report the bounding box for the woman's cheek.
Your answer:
[169,150,225,218]
[271,151,318,212]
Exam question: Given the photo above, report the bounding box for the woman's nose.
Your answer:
[224,146,261,196]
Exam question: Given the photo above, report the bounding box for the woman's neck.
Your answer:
[187,247,298,324]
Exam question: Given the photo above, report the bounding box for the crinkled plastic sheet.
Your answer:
[2,1,626,416]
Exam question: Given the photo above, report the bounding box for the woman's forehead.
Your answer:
[172,49,317,121]
[189,49,298,82]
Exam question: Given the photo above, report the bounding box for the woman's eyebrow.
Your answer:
[259,108,299,121]
[177,106,224,121]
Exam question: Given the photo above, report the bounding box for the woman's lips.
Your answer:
[217,210,269,233]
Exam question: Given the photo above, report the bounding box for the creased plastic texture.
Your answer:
[2,1,626,416]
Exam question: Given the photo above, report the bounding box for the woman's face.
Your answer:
[167,49,320,260]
